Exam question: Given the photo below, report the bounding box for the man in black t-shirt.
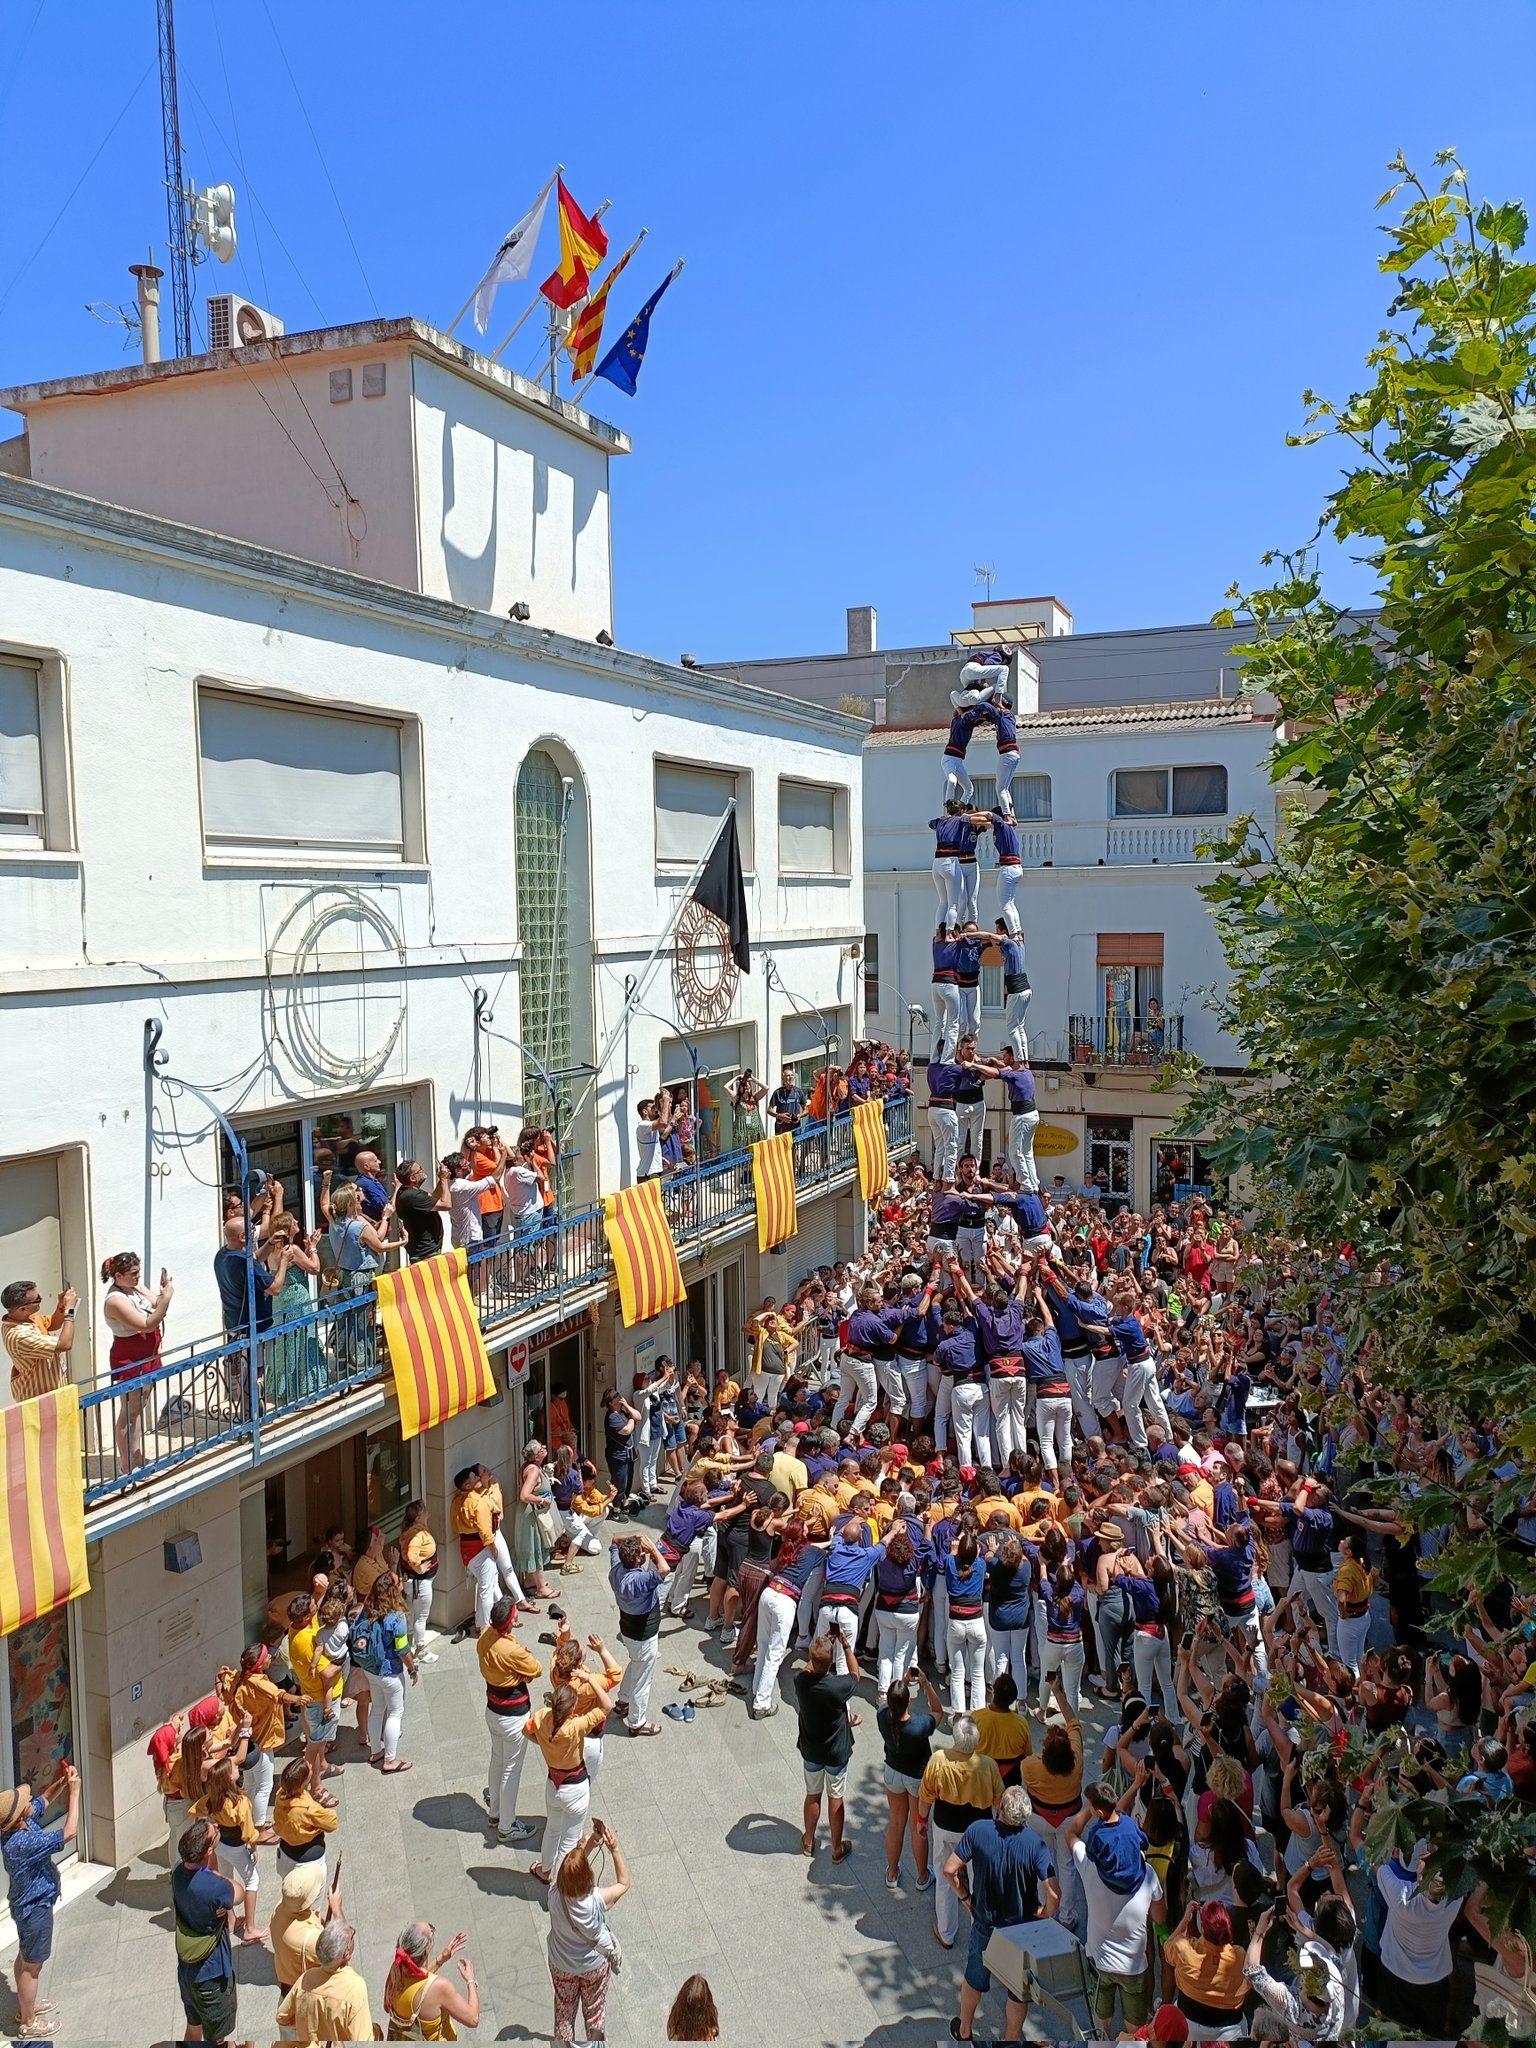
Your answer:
[795,1632,859,1862]
[393,1160,450,1262]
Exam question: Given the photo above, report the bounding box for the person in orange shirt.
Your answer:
[522,1678,615,1886]
[479,1595,542,1846]
[230,1643,303,1838]
[192,1760,264,1944]
[452,1469,501,1633]
[465,1127,506,1241]
[807,1065,849,1129]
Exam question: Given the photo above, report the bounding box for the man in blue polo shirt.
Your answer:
[172,1817,238,2045]
[944,1783,1058,2043]
[768,1065,806,1136]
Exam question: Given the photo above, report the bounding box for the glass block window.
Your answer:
[515,749,575,1130]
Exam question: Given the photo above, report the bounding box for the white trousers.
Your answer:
[930,1369,952,1451]
[366,1670,406,1762]
[837,1351,879,1433]
[947,1615,988,1712]
[875,1354,909,1418]
[1291,1566,1340,1656]
[1008,1110,1040,1190]
[988,1376,1030,1463]
[1004,990,1031,1063]
[955,984,981,1046]
[486,1705,531,1832]
[987,1622,1030,1697]
[1131,1628,1177,1721]
[542,1774,589,1875]
[813,1602,859,1677]
[752,1585,798,1712]
[1121,1357,1171,1452]
[932,1822,966,1945]
[943,759,973,807]
[874,1610,919,1697]
[928,1574,950,1670]
[248,1749,276,1828]
[950,1381,988,1467]
[1063,1350,1101,1441]
[560,1509,601,1556]
[956,1101,985,1167]
[996,866,1022,937]
[932,856,965,929]
[1038,1633,1085,1710]
[928,1107,959,1183]
[1089,1353,1124,1420]
[616,1627,659,1727]
[492,1529,525,1603]
[663,1544,704,1616]
[994,750,1019,815]
[467,1546,500,1632]
[1035,1393,1075,1475]
[931,983,960,1060]
[405,1575,434,1651]
[904,1356,934,1423]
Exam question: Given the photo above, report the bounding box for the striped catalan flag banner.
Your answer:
[0,1386,89,1637]
[751,1131,798,1253]
[377,1248,497,1443]
[853,1098,890,1205]
[603,1180,686,1328]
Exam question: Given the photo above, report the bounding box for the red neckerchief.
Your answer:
[391,1948,429,1982]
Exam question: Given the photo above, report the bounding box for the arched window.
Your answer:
[514,748,576,1123]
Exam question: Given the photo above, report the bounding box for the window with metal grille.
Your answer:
[515,750,575,1129]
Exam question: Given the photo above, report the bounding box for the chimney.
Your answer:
[129,262,164,366]
[846,605,877,656]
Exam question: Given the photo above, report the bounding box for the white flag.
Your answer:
[471,177,555,333]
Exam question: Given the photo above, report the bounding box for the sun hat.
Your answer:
[0,1785,32,1831]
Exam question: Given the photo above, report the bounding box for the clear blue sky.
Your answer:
[2,2,1530,662]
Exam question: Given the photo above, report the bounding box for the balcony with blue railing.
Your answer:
[79,1094,915,1521]
[1065,1012,1184,1067]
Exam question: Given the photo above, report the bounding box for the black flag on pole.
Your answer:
[691,813,751,971]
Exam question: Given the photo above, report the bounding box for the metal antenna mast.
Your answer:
[156,0,193,357]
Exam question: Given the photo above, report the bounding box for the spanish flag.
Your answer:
[853,1098,890,1205]
[604,1180,686,1327]
[566,231,643,382]
[377,1248,497,1442]
[0,1387,89,1637]
[751,1132,798,1253]
[540,178,609,311]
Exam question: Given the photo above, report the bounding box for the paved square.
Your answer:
[9,1510,1122,2045]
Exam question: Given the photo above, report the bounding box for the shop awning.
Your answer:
[0,1386,90,1636]
[377,1248,497,1442]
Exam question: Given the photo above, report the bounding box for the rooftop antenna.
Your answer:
[973,561,997,602]
[155,0,237,359]
[86,300,141,353]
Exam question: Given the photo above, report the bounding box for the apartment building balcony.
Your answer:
[77,1095,915,1534]
[1065,1013,1185,1067]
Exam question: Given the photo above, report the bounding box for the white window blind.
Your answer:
[782,1007,848,1061]
[0,658,44,841]
[660,1027,743,1086]
[199,690,405,857]
[779,779,838,874]
[655,761,736,864]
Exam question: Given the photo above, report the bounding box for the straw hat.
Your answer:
[0,1785,33,1831]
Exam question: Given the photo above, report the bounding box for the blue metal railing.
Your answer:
[79,1094,915,1508]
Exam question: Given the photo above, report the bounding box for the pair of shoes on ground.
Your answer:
[662,1700,696,1722]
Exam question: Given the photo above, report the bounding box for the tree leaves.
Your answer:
[1183,156,1536,1889]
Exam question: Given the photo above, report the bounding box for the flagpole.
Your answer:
[447,166,562,340]
[568,799,737,1128]
[496,197,613,368]
[571,258,684,403]
[538,198,611,390]
[563,227,647,384]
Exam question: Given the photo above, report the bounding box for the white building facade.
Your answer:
[0,324,893,1869]
[714,600,1278,1209]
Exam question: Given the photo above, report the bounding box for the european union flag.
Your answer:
[593,263,682,396]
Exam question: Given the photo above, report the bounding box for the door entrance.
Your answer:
[1086,1117,1134,1211]
[253,1420,415,1623]
[674,1261,744,1393]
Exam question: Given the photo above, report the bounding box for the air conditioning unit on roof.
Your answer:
[207,293,285,352]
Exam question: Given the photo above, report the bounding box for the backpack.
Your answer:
[349,1614,380,1674]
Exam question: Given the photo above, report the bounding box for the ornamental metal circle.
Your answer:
[673,898,738,1028]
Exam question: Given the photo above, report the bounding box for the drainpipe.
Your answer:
[129,262,164,366]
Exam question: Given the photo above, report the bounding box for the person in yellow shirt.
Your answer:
[572,1466,616,1523]
[273,1758,339,1882]
[285,1593,343,1802]
[972,1671,1033,1788]
[553,1632,623,1785]
[1333,1530,1376,1675]
[230,1641,302,1838]
[522,1680,615,1887]
[400,1500,441,1664]
[271,1861,341,1995]
[474,1462,532,1608]
[1162,1899,1249,2035]
[276,1918,374,2046]
[383,1921,482,2041]
[191,1760,264,1945]
[916,1718,1004,1951]
[479,1595,542,1847]
[452,1468,501,1635]
[767,1427,809,1503]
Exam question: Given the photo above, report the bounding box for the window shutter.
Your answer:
[1097,932,1165,966]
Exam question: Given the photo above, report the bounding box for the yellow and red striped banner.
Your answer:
[751,1132,798,1253]
[853,1098,890,1205]
[377,1248,497,1443]
[603,1180,686,1328]
[0,1386,89,1637]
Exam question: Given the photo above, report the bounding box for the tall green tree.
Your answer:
[1179,153,1536,1934]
